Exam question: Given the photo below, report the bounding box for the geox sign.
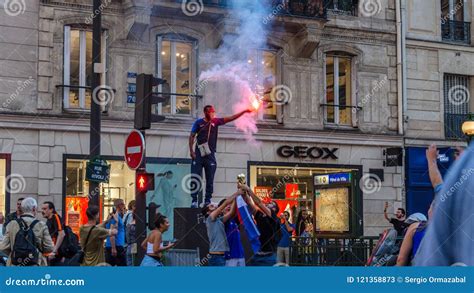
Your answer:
[277,145,338,160]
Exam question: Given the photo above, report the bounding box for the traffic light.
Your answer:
[136,172,155,192]
[134,74,168,130]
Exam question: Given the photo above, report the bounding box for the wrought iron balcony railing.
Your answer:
[175,0,330,20]
[445,113,470,140]
[327,0,357,16]
[441,20,471,44]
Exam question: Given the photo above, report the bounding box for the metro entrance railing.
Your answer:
[289,236,379,266]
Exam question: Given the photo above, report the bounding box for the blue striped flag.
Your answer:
[236,195,261,253]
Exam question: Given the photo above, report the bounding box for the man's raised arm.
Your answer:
[223,109,252,124]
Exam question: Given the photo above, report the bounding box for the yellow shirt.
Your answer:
[79,224,109,266]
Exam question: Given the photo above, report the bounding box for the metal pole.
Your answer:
[135,130,147,265]
[89,0,102,208]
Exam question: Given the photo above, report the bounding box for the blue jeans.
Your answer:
[208,254,226,266]
[140,255,163,267]
[249,253,276,266]
[126,245,136,266]
[191,151,217,203]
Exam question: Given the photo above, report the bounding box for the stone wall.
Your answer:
[405,0,474,142]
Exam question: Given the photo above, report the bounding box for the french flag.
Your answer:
[236,195,261,253]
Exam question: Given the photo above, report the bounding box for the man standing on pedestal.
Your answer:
[189,105,252,208]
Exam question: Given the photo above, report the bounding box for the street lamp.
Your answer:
[461,113,474,143]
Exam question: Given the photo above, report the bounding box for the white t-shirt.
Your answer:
[0,224,3,240]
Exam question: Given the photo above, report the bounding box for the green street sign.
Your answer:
[86,157,110,183]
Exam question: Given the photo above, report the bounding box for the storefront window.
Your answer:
[249,164,357,235]
[146,161,192,241]
[65,158,191,240]
[65,160,136,236]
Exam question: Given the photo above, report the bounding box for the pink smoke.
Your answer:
[200,62,261,145]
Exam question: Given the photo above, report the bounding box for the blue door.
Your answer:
[405,147,454,217]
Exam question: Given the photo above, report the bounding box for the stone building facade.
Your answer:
[402,0,473,217]
[0,0,407,237]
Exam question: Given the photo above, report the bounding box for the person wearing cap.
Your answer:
[396,208,432,266]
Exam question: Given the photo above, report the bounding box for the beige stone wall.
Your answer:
[0,0,39,112]
[405,0,474,142]
[0,0,399,135]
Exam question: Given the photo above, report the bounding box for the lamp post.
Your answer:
[461,113,474,144]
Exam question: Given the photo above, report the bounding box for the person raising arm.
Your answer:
[238,184,272,217]
[188,105,253,207]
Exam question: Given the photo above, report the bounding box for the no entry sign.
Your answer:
[124,130,145,170]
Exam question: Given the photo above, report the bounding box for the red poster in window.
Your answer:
[254,186,272,204]
[285,183,299,199]
[274,199,298,219]
[65,196,105,239]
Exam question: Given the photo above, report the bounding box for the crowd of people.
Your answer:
[0,197,140,267]
[201,183,316,267]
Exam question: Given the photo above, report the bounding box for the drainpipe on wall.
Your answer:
[396,0,404,136]
[401,0,408,135]
[396,0,407,208]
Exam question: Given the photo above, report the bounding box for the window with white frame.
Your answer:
[63,26,107,110]
[247,49,278,120]
[325,53,353,126]
[156,36,195,115]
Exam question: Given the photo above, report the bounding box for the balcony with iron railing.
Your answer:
[174,0,332,20]
[441,20,471,45]
[326,0,357,16]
